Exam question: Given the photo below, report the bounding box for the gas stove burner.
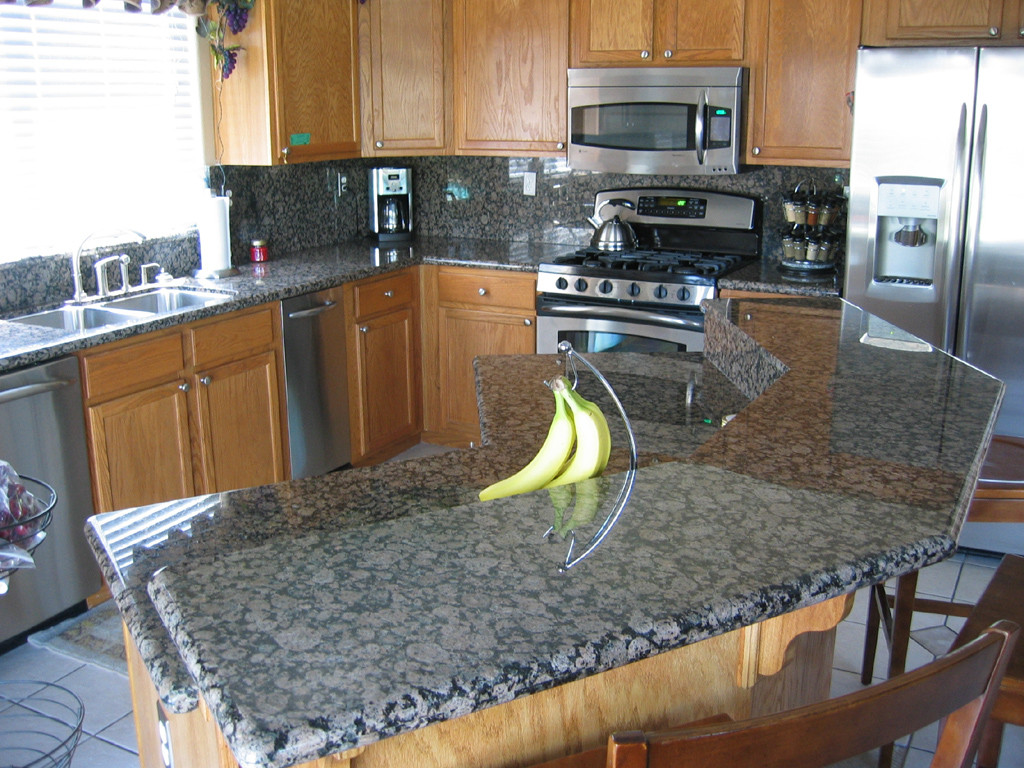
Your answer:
[563,248,748,279]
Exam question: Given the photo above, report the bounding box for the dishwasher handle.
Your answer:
[0,379,72,406]
[286,300,338,320]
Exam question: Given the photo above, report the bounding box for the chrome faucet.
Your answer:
[94,254,131,298]
[71,229,146,303]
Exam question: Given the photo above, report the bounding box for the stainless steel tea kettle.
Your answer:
[588,198,637,251]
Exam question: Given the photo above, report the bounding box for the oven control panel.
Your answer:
[595,187,757,231]
[536,269,717,308]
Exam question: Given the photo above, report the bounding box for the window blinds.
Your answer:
[0,1,205,261]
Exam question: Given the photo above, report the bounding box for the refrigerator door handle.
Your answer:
[957,103,988,357]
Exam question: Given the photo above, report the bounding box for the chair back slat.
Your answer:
[610,620,1018,768]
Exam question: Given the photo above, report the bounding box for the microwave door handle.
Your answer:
[694,89,707,165]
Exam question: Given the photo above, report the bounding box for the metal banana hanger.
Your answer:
[544,341,638,572]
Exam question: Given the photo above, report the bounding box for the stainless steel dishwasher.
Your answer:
[281,287,351,479]
[0,356,102,646]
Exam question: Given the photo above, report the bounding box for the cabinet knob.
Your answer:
[384,290,394,297]
[752,147,761,156]
[1020,27,1024,37]
[178,382,190,392]
[664,50,673,58]
[282,146,290,164]
[556,142,565,150]
[524,318,532,326]
[989,26,999,36]
[478,288,487,296]
[375,141,384,148]
[200,376,212,386]
[640,50,650,59]
[360,326,369,333]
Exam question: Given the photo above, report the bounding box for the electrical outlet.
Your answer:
[523,172,537,196]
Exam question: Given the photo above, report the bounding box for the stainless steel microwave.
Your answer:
[567,67,745,176]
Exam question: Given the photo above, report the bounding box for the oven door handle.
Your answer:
[539,303,705,331]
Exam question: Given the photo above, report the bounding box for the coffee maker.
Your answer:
[369,167,413,241]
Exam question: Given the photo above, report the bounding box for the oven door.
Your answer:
[536,300,704,354]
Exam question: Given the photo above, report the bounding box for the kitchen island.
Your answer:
[85,294,999,768]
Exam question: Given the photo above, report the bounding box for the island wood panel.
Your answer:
[128,596,847,768]
[718,289,818,300]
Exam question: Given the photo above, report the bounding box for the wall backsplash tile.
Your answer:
[4,157,845,317]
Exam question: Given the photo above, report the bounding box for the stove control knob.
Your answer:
[677,287,690,302]
[574,278,589,292]
[653,285,668,300]
[627,282,641,297]
[555,277,568,290]
[598,280,614,294]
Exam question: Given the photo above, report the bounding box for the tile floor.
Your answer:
[0,549,1019,767]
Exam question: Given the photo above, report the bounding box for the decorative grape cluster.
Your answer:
[204,0,254,81]
[222,4,248,35]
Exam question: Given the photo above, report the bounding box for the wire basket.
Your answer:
[0,680,84,768]
[0,476,57,586]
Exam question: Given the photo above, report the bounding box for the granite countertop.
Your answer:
[86,295,1002,768]
[0,236,833,373]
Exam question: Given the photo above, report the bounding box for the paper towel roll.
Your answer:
[198,195,232,273]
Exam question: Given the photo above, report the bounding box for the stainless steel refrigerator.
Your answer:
[844,46,1024,554]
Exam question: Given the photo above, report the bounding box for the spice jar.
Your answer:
[250,239,269,263]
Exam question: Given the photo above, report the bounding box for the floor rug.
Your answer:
[27,600,127,677]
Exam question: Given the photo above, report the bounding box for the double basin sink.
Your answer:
[10,287,234,333]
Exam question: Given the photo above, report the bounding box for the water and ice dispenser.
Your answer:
[872,178,942,285]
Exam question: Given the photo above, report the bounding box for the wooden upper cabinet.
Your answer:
[571,0,748,65]
[745,0,860,166]
[359,0,449,155]
[210,0,360,165]
[862,0,1024,45]
[452,0,569,155]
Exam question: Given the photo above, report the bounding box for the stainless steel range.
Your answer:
[537,188,761,354]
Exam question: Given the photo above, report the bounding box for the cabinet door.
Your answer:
[453,0,568,154]
[272,0,361,163]
[660,0,748,62]
[861,0,1010,44]
[438,307,536,442]
[361,0,447,154]
[570,0,655,64]
[87,382,194,512]
[193,351,287,494]
[350,308,421,463]
[746,0,859,166]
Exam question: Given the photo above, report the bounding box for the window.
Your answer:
[0,1,208,262]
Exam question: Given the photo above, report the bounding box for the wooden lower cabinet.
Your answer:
[344,269,422,465]
[80,304,289,513]
[422,265,537,447]
[125,596,848,768]
[718,288,820,300]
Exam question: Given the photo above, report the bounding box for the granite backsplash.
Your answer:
[1,157,846,316]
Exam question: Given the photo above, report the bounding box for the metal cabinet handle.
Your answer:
[375,141,384,148]
[556,142,565,150]
[359,326,369,333]
[640,50,650,59]
[384,290,394,297]
[752,147,761,156]
[524,318,532,326]
[989,26,999,36]
[179,382,190,392]
[282,146,290,164]
[200,376,211,386]
[664,50,673,58]
[478,288,487,296]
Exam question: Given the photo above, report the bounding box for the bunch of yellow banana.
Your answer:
[478,376,611,502]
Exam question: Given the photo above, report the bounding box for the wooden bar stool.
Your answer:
[529,621,1018,768]
[861,435,1024,685]
[950,554,1024,768]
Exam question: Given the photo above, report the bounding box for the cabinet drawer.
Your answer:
[438,268,536,310]
[353,270,416,319]
[190,307,278,368]
[81,333,184,403]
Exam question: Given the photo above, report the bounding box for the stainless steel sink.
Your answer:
[9,305,153,332]
[98,288,232,314]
